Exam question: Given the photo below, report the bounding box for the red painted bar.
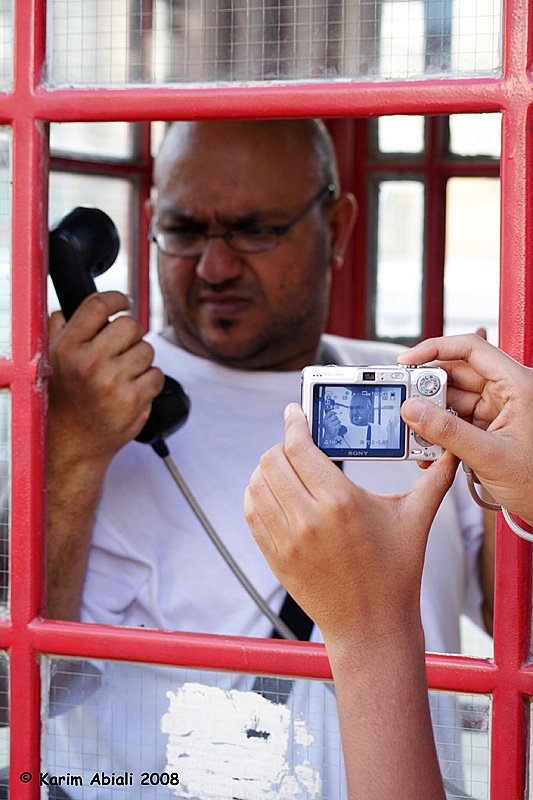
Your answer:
[0,78,511,125]
[9,0,48,793]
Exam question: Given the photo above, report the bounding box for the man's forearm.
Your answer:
[47,446,110,621]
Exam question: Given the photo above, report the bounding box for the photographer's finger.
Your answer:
[399,333,520,383]
[404,451,458,532]
[402,396,496,466]
[283,404,350,498]
[245,462,288,555]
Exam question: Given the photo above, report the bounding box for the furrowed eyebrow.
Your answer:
[157,207,289,228]
[157,211,205,227]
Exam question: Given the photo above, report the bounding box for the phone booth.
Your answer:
[1,0,533,797]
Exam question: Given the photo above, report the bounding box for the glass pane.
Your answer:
[43,659,343,798]
[379,0,426,79]
[0,128,11,358]
[453,693,491,799]
[451,0,501,75]
[461,615,493,660]
[42,657,489,798]
[376,181,424,340]
[378,116,425,154]
[48,174,131,313]
[0,2,13,89]
[449,114,501,157]
[48,0,502,86]
[444,178,499,342]
[0,652,8,797]
[150,120,170,330]
[50,122,134,160]
[527,703,533,796]
[0,392,8,614]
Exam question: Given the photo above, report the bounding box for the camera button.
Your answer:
[416,372,441,396]
[414,432,434,448]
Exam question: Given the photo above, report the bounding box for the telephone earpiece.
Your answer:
[49,207,120,322]
[49,207,190,448]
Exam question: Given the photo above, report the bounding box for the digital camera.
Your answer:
[300,364,447,461]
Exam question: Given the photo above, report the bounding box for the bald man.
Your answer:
[45,120,486,799]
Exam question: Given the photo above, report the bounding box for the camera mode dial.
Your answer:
[416,372,441,397]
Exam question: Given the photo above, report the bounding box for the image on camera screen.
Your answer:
[312,383,407,458]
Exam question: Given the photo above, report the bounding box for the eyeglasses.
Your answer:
[150,183,336,258]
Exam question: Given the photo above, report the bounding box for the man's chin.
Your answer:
[185,328,267,367]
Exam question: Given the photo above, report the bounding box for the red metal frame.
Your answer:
[1,0,533,796]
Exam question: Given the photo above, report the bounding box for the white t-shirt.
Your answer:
[45,333,484,798]
[342,420,388,448]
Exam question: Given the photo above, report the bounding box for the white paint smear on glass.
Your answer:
[161,682,321,799]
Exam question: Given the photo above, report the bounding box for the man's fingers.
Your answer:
[61,291,132,343]
[49,310,67,343]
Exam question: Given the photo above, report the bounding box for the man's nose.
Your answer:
[194,236,245,284]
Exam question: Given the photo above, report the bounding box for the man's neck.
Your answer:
[161,326,326,372]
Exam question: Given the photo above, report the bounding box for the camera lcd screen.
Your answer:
[312,383,407,458]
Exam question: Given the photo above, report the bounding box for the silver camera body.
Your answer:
[301,364,447,461]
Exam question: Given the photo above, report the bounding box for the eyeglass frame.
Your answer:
[149,182,336,257]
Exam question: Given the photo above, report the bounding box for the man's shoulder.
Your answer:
[321,333,403,366]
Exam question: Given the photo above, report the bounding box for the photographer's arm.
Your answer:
[399,333,533,526]
[245,404,455,800]
[47,292,164,620]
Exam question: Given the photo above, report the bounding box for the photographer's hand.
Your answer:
[399,333,533,525]
[245,404,453,800]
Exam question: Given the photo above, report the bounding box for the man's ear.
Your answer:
[326,193,358,269]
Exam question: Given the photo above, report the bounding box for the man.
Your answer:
[322,388,390,449]
[45,120,488,798]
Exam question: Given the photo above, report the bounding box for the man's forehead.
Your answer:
[154,120,320,186]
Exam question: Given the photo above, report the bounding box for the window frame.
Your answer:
[1,0,532,797]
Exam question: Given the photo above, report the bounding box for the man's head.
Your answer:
[349,391,373,426]
[151,119,357,370]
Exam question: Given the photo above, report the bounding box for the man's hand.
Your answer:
[49,291,164,463]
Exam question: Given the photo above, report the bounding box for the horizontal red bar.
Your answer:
[24,619,334,680]
[1,619,533,697]
[0,78,514,124]
[0,359,12,388]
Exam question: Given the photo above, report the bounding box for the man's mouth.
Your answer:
[199,293,253,315]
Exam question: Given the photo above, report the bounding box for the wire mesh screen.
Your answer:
[0,2,12,90]
[0,652,8,794]
[41,656,490,799]
[47,0,501,86]
[0,393,9,615]
[0,128,10,360]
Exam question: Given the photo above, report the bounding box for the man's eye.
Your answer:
[164,227,203,236]
[162,228,205,246]
[242,227,274,237]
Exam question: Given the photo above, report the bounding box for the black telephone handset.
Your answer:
[49,207,190,453]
